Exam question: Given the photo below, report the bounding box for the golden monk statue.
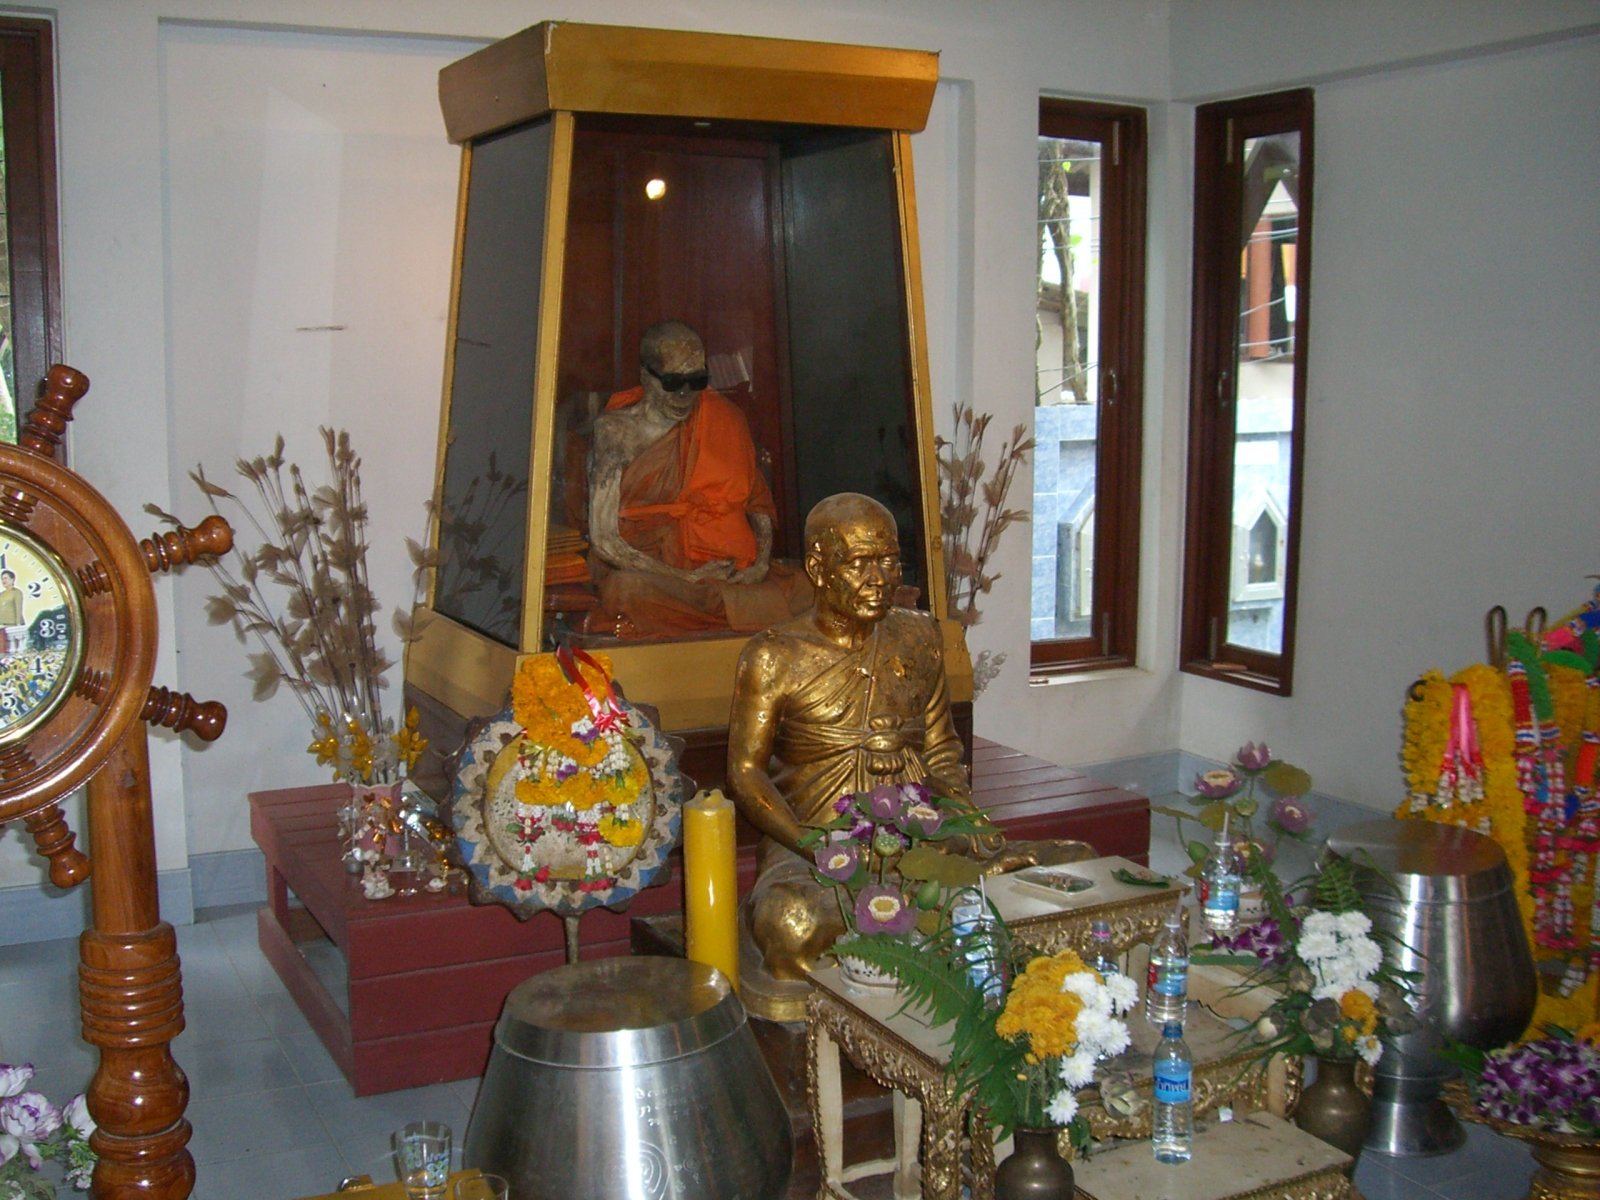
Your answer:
[587,320,811,637]
[727,493,1093,1002]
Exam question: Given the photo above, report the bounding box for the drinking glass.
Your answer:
[392,1121,452,1200]
[454,1173,510,1200]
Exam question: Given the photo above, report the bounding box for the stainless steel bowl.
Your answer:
[464,956,792,1200]
[1325,820,1534,1157]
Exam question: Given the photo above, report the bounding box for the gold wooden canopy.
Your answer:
[438,21,940,143]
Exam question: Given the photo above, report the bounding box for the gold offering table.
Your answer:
[1071,1112,1351,1200]
[804,857,1301,1200]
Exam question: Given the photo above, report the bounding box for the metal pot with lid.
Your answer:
[464,956,791,1200]
[1324,819,1534,1157]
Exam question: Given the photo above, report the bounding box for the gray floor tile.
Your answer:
[187,1083,332,1166]
[179,1035,302,1101]
[278,1029,345,1086]
[305,1078,469,1181]
[253,988,320,1040]
[1353,1161,1445,1200]
[193,1140,353,1200]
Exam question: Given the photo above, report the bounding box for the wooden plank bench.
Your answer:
[247,738,1148,1095]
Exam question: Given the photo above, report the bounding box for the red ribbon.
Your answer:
[556,644,628,734]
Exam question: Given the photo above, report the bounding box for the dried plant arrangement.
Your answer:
[935,403,1034,692]
[150,429,432,785]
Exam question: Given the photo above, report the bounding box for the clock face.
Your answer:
[0,524,85,747]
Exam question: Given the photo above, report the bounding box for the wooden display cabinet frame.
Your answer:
[403,23,967,793]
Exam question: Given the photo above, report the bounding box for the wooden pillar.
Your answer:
[79,725,193,1200]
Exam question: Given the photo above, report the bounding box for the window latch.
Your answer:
[1103,367,1118,407]
[1216,369,1232,410]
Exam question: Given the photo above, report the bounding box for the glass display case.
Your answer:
[405,22,965,785]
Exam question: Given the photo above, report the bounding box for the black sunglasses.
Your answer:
[645,363,709,393]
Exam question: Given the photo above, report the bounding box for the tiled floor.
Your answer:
[0,799,1543,1199]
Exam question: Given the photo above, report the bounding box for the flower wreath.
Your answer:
[449,649,688,919]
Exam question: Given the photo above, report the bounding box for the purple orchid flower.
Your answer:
[1235,741,1272,772]
[833,793,855,816]
[854,883,918,936]
[1270,795,1312,835]
[1194,768,1243,799]
[0,1091,61,1169]
[867,785,903,822]
[898,781,932,807]
[814,839,862,882]
[849,818,875,842]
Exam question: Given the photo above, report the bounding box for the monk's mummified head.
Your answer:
[805,493,902,625]
[639,320,705,374]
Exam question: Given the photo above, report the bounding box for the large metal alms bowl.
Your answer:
[464,956,792,1200]
[1325,820,1535,1158]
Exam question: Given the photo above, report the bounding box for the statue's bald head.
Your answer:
[806,493,896,556]
[639,320,704,372]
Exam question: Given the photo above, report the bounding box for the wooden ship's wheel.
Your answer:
[0,365,231,1200]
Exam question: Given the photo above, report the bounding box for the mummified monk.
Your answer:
[587,320,810,637]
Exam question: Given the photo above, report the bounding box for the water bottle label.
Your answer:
[1206,884,1239,914]
[1154,963,1187,997]
[1153,1061,1191,1105]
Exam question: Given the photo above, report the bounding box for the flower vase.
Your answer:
[1295,1056,1371,1175]
[349,778,404,894]
[995,1126,1075,1200]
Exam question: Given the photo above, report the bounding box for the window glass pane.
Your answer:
[1225,131,1299,653]
[1033,136,1102,642]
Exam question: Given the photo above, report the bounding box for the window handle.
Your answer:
[1103,367,1118,407]
[1215,368,1232,410]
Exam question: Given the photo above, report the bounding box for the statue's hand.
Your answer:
[979,844,1040,876]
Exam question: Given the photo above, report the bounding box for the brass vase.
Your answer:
[1295,1057,1372,1175]
[996,1127,1075,1200]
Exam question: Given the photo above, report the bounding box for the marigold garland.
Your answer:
[1399,659,1600,1036]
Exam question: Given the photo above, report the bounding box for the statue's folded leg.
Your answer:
[980,837,1099,876]
[745,847,846,982]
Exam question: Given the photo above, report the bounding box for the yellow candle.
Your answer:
[684,788,740,990]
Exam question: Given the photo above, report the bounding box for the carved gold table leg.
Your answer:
[919,1090,964,1200]
[892,1090,922,1199]
[807,1015,845,1198]
[80,727,192,1200]
[968,1111,997,1200]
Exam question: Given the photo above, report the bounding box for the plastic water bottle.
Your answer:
[1145,902,1189,1025]
[951,887,1004,1005]
[1088,918,1119,979]
[1201,811,1242,937]
[1152,1022,1194,1163]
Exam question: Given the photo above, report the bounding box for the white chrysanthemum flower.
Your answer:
[1297,928,1340,962]
[1336,910,1372,937]
[1356,1035,1383,1066]
[1347,936,1383,979]
[1074,1008,1116,1051]
[1062,971,1111,1016]
[1300,911,1339,940]
[1105,973,1138,1014]
[1046,1089,1079,1125]
[1096,1019,1131,1059]
[1058,1051,1097,1089]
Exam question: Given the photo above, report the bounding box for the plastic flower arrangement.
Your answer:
[843,921,1136,1149]
[1203,856,1417,1067]
[798,782,1001,942]
[1447,1027,1600,1135]
[1156,740,1313,884]
[0,1065,94,1198]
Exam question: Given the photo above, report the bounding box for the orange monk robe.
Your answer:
[592,388,811,636]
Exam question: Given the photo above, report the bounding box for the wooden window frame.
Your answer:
[1030,98,1146,676]
[1180,88,1313,695]
[0,16,62,431]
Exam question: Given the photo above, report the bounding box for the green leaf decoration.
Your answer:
[916,908,942,937]
[1263,762,1311,797]
[1152,804,1196,823]
[1234,794,1258,818]
[1198,801,1227,831]
[1186,838,1210,864]
[1580,629,1600,669]
[899,845,983,886]
[1111,867,1171,888]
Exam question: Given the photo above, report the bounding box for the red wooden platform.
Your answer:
[248,738,1147,1095]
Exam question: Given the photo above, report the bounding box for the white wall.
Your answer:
[1176,32,1600,808]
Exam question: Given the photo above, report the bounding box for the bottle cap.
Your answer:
[1162,1021,1184,1038]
